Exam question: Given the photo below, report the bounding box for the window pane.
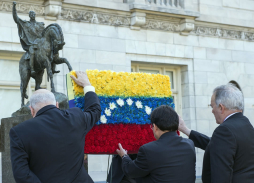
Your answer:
[131,68,134,72]
[139,69,159,74]
[165,71,174,89]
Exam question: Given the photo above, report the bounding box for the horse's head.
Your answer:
[53,40,65,54]
[43,23,65,54]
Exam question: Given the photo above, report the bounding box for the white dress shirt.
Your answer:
[84,86,95,94]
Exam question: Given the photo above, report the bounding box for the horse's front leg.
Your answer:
[34,70,44,90]
[45,59,55,93]
[19,58,30,106]
[53,56,73,72]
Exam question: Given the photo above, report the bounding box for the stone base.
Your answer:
[11,92,69,117]
[1,115,32,183]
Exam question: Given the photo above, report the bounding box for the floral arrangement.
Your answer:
[67,70,175,154]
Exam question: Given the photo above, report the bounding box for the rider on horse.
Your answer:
[13,2,45,77]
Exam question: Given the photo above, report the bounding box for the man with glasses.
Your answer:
[179,84,254,183]
[116,105,196,183]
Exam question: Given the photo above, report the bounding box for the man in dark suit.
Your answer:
[10,71,101,183]
[107,154,142,183]
[179,84,254,183]
[116,105,196,183]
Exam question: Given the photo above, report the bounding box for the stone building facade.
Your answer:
[0,0,254,181]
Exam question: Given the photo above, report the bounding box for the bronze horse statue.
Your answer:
[19,23,72,106]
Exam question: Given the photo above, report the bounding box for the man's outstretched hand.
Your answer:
[178,115,191,136]
[70,71,91,88]
[116,143,128,158]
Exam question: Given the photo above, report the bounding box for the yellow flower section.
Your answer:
[70,70,172,97]
[70,71,84,96]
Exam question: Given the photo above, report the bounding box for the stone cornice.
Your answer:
[0,1,44,15]
[60,8,183,32]
[60,8,131,27]
[1,1,254,41]
[191,25,254,41]
[142,18,180,32]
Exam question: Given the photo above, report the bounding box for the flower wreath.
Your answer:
[67,70,175,154]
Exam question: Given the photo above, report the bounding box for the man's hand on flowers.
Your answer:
[70,71,91,88]
[116,143,128,158]
[178,115,191,136]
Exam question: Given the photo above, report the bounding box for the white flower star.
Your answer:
[100,115,107,124]
[109,102,116,110]
[105,108,111,116]
[116,98,125,107]
[136,101,143,109]
[145,106,152,115]
[126,98,133,106]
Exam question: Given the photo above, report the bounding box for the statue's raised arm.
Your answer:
[12,1,32,52]
[12,2,20,24]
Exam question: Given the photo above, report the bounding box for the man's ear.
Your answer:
[219,104,225,114]
[56,102,59,109]
[154,124,158,132]
[29,106,35,118]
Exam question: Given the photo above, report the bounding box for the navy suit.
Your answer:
[121,131,196,183]
[190,113,254,183]
[10,92,101,183]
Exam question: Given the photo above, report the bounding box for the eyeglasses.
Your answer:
[209,104,223,109]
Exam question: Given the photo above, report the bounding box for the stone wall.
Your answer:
[198,0,254,27]
[0,0,254,181]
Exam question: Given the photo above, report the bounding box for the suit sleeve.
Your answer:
[122,146,150,178]
[210,126,236,183]
[82,91,101,132]
[10,128,41,183]
[189,130,211,150]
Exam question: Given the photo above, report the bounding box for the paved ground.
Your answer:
[95,178,203,183]
[90,171,202,183]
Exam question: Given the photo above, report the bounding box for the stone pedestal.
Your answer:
[1,115,32,183]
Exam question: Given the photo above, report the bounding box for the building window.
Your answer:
[131,63,182,114]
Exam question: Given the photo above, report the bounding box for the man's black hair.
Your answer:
[150,105,179,131]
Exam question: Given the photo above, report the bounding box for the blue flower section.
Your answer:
[74,96,175,125]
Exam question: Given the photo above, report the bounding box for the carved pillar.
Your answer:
[180,18,195,36]
[44,0,62,20]
[131,12,146,30]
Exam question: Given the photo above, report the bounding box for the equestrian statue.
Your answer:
[12,1,72,106]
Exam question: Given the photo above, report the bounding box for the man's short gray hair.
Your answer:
[30,92,56,111]
[213,84,244,111]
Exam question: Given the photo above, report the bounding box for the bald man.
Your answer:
[9,71,101,183]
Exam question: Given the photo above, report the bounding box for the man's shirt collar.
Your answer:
[224,112,240,122]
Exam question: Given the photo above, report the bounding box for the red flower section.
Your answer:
[84,124,156,154]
